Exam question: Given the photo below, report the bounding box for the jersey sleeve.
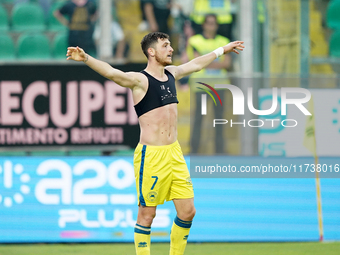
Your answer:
[59,3,71,16]
[88,1,97,15]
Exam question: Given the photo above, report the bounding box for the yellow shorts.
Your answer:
[133,140,194,206]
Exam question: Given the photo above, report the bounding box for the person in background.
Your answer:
[187,14,232,154]
[190,0,234,40]
[171,0,195,89]
[93,1,126,63]
[140,0,171,35]
[54,0,97,56]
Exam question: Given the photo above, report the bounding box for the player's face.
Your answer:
[155,39,173,66]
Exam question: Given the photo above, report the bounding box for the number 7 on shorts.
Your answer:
[151,176,158,190]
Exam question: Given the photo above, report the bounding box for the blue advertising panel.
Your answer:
[0,156,339,242]
[0,157,176,242]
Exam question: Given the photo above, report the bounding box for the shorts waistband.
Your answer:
[136,140,179,151]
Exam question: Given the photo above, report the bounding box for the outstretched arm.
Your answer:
[166,41,244,80]
[66,47,140,89]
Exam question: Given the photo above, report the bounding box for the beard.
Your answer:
[155,52,172,66]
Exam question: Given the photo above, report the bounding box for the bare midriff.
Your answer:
[138,103,177,146]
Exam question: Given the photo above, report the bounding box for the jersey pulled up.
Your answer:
[134,70,179,117]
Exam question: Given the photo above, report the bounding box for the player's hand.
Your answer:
[222,41,245,55]
[66,46,87,61]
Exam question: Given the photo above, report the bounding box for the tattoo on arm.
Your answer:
[83,54,89,63]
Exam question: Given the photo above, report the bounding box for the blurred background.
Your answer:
[0,0,339,253]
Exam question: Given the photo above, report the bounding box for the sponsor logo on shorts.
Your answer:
[183,235,189,240]
[138,242,148,247]
[186,177,192,185]
[147,191,158,202]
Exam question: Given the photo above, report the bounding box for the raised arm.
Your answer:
[166,41,244,80]
[66,47,140,89]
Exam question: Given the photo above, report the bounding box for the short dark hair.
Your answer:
[141,32,170,58]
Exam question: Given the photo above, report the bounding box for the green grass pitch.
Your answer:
[0,242,339,255]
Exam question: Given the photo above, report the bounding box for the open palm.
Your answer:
[66,46,86,61]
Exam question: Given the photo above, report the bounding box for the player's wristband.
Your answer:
[213,47,224,58]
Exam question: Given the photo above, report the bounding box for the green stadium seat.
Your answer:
[330,30,340,58]
[11,2,46,31]
[17,33,51,59]
[30,150,66,156]
[0,34,15,60]
[48,1,68,31]
[327,0,340,30]
[0,151,26,156]
[112,148,135,156]
[52,32,68,59]
[0,4,9,31]
[69,150,102,156]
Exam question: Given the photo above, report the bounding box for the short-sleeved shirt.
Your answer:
[187,34,230,78]
[59,0,96,51]
[186,34,231,91]
[60,1,96,31]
